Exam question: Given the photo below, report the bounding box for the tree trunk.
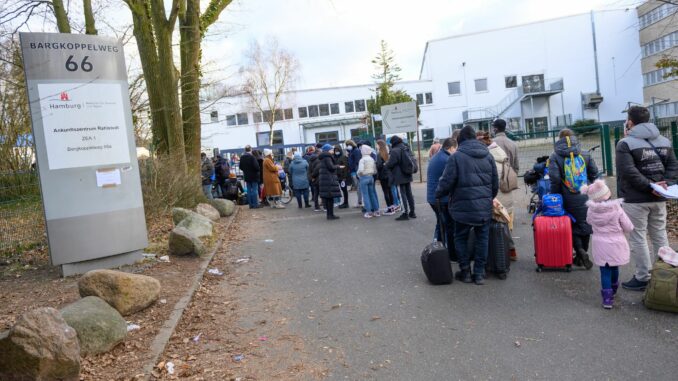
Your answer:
[180,0,202,174]
[83,0,97,35]
[51,0,71,33]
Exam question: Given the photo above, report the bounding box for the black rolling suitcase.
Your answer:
[467,221,511,279]
[421,202,453,285]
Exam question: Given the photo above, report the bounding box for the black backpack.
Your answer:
[224,181,239,198]
[217,161,230,178]
[400,148,418,175]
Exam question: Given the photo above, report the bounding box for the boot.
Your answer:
[473,273,485,285]
[338,203,349,209]
[395,213,409,221]
[611,281,619,295]
[601,289,614,309]
[577,249,593,270]
[455,269,472,283]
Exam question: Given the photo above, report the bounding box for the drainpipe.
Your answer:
[591,11,601,95]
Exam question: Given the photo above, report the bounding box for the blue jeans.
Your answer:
[454,221,490,275]
[352,172,362,204]
[246,181,259,208]
[600,265,619,289]
[295,188,310,207]
[391,185,400,206]
[202,184,214,199]
[359,176,379,212]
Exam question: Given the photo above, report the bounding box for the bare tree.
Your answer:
[241,39,299,146]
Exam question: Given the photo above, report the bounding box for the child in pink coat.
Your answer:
[581,179,634,309]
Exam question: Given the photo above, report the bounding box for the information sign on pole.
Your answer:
[381,101,417,134]
[20,33,148,276]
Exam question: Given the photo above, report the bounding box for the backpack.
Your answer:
[562,136,587,193]
[644,259,678,313]
[217,161,230,179]
[499,158,519,193]
[401,148,418,175]
[541,194,565,217]
[224,181,239,198]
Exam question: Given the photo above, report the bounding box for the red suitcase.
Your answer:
[534,215,573,272]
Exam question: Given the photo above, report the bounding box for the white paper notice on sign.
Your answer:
[37,83,131,170]
[96,168,121,187]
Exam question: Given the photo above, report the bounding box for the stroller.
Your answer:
[524,156,551,214]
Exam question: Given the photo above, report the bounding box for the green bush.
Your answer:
[0,171,40,203]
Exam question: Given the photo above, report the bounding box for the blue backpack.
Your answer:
[536,178,550,200]
[541,194,565,217]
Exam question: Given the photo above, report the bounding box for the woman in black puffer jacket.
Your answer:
[334,144,350,209]
[313,144,342,220]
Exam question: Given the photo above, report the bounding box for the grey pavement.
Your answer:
[235,182,678,380]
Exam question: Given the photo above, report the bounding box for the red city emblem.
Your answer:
[60,91,70,101]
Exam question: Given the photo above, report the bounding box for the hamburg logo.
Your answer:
[60,91,70,101]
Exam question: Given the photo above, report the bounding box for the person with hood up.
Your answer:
[345,139,363,208]
[548,128,599,269]
[288,151,311,208]
[616,106,678,291]
[262,149,284,209]
[358,144,380,218]
[436,125,498,285]
[313,144,342,220]
[222,172,244,202]
[386,135,416,220]
[334,144,350,208]
[580,179,634,309]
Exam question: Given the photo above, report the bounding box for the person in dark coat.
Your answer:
[436,125,498,285]
[238,145,261,209]
[214,155,230,198]
[427,137,457,256]
[386,135,416,220]
[306,145,322,211]
[201,152,214,199]
[222,172,244,202]
[346,139,363,207]
[376,139,398,215]
[334,144,350,209]
[313,144,341,220]
[548,129,599,269]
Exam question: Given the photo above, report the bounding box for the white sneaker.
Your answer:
[363,212,373,219]
[374,211,381,217]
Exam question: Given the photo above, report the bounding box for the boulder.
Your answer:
[172,207,196,225]
[78,270,161,316]
[196,203,220,221]
[209,198,236,217]
[169,227,206,256]
[61,296,127,355]
[0,307,80,381]
[177,212,214,238]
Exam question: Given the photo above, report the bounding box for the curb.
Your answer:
[142,206,240,379]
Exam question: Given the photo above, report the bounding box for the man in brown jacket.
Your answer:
[492,118,519,261]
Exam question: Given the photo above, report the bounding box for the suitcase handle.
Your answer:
[436,199,446,242]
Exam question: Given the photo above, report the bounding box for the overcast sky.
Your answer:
[201,0,643,90]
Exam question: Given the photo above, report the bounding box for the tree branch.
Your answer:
[200,0,232,30]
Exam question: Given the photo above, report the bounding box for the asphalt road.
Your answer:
[234,183,678,380]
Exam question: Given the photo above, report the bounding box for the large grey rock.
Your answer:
[209,198,236,217]
[177,212,214,238]
[172,207,196,225]
[0,307,80,381]
[78,270,161,316]
[196,203,220,221]
[61,296,127,355]
[169,227,206,256]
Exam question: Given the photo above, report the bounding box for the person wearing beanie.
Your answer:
[435,125,498,285]
[222,171,244,202]
[345,139,363,207]
[357,144,380,218]
[289,151,311,208]
[581,179,634,309]
[306,144,322,211]
[334,144,350,209]
[262,149,284,209]
[313,144,341,220]
[386,135,417,220]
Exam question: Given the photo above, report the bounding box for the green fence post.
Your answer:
[601,124,613,176]
[672,121,678,159]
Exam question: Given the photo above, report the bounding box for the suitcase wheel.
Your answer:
[536,265,543,273]
[566,265,572,272]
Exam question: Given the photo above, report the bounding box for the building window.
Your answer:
[345,101,355,113]
[505,75,517,88]
[226,114,236,126]
[298,106,308,118]
[639,3,678,29]
[210,110,218,122]
[354,99,366,112]
[273,109,283,121]
[416,93,424,105]
[522,74,545,93]
[525,117,548,133]
[415,93,433,105]
[447,81,461,95]
[642,31,678,58]
[315,131,339,144]
[474,78,488,92]
[236,113,248,125]
[253,112,263,124]
[284,108,293,120]
[319,104,330,116]
[425,92,433,104]
[653,101,678,118]
[308,105,319,117]
[330,103,340,115]
[643,67,674,87]
[421,128,435,148]
[256,130,284,146]
[350,128,368,139]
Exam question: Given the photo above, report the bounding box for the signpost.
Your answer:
[20,33,148,276]
[381,101,422,182]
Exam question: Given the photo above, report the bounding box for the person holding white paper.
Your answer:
[615,106,678,292]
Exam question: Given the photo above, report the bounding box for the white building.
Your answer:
[202,9,643,153]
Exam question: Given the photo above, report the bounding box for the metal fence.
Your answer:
[0,171,46,255]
